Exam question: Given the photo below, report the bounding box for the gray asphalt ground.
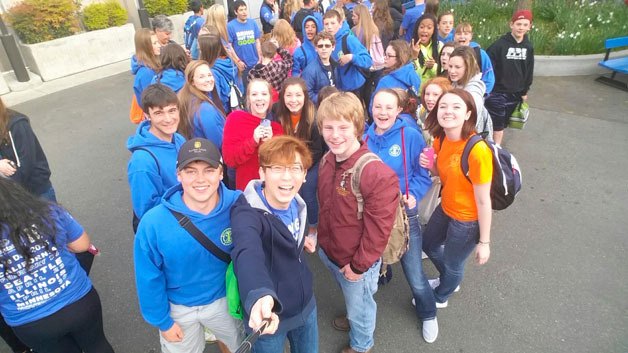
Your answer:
[1,73,627,353]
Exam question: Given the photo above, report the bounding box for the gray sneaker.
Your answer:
[428,278,460,292]
[422,318,439,343]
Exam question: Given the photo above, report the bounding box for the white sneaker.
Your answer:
[428,277,460,292]
[422,318,439,343]
[435,300,448,309]
[204,327,217,343]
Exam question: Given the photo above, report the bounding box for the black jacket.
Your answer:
[0,110,52,195]
[487,33,534,95]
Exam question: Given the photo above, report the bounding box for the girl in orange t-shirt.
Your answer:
[419,88,493,308]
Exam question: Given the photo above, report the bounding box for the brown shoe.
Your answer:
[332,315,350,332]
[340,347,371,353]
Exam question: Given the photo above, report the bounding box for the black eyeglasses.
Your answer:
[317,44,333,49]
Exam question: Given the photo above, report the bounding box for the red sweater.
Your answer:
[317,144,400,274]
[222,110,283,190]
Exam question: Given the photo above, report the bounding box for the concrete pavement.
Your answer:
[1,73,627,353]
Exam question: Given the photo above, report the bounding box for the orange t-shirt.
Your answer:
[434,135,493,221]
[290,113,301,132]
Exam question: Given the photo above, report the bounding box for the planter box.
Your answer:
[535,49,628,77]
[19,23,135,81]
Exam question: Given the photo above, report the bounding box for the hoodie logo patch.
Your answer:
[389,144,401,157]
[220,228,232,246]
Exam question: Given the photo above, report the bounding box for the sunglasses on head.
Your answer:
[317,44,332,49]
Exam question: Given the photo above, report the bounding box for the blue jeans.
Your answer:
[299,162,319,227]
[39,186,57,202]
[319,249,380,352]
[422,205,479,303]
[400,206,436,320]
[253,307,318,353]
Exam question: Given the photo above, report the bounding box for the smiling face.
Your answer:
[259,154,305,210]
[304,20,317,41]
[438,14,454,37]
[191,64,215,93]
[417,18,435,45]
[283,84,305,114]
[151,34,161,56]
[324,17,341,36]
[372,91,402,134]
[248,81,271,118]
[440,46,454,69]
[178,161,223,210]
[510,18,531,41]
[321,118,360,161]
[436,93,471,132]
[423,83,444,112]
[447,55,466,84]
[454,30,472,46]
[147,103,180,141]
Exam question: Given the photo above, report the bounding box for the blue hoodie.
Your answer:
[469,41,495,94]
[131,55,157,104]
[332,27,372,91]
[370,62,421,115]
[212,57,241,113]
[192,101,226,149]
[150,68,185,93]
[134,183,243,331]
[292,14,322,76]
[364,119,431,202]
[127,120,186,219]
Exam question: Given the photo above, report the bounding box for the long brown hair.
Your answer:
[0,98,10,142]
[177,60,225,139]
[424,88,477,142]
[384,39,412,74]
[352,4,379,50]
[134,28,160,71]
[448,46,480,87]
[198,33,228,66]
[276,77,315,141]
[272,19,298,49]
[372,0,393,37]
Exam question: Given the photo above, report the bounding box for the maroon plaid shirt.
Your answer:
[247,48,294,92]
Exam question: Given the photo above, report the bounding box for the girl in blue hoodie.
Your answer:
[198,34,242,114]
[150,43,189,93]
[365,88,438,343]
[131,28,161,105]
[178,60,227,149]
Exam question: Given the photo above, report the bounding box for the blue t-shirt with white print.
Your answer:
[227,19,262,68]
[256,185,301,240]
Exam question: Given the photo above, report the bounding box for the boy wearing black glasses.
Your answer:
[230,135,318,352]
[302,31,338,104]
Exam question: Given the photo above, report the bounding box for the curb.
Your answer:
[534,49,628,77]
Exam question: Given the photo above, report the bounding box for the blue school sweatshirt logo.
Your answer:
[389,144,401,157]
[220,228,232,246]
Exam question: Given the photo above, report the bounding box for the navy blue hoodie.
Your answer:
[231,180,315,333]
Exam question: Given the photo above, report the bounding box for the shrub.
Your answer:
[82,0,129,31]
[4,0,80,44]
[144,0,188,16]
[442,0,628,55]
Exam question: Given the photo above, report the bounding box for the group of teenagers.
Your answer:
[0,0,535,353]
[125,0,534,352]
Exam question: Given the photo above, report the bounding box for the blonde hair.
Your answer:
[282,0,303,21]
[134,28,160,71]
[352,4,379,50]
[205,4,229,42]
[272,19,297,49]
[317,92,365,138]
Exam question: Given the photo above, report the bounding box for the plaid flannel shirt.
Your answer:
[247,48,294,92]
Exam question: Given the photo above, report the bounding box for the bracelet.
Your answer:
[478,240,490,245]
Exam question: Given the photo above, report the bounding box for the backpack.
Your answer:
[229,80,245,112]
[460,135,522,210]
[323,151,410,270]
[184,15,202,50]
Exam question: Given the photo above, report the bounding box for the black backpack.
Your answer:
[460,135,522,210]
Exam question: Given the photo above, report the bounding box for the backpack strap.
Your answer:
[473,46,483,71]
[460,134,485,183]
[400,127,408,196]
[134,147,160,175]
[169,209,231,264]
[347,152,381,220]
[300,45,307,63]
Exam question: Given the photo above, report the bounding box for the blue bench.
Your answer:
[596,36,628,91]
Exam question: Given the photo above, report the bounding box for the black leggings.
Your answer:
[12,287,114,353]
